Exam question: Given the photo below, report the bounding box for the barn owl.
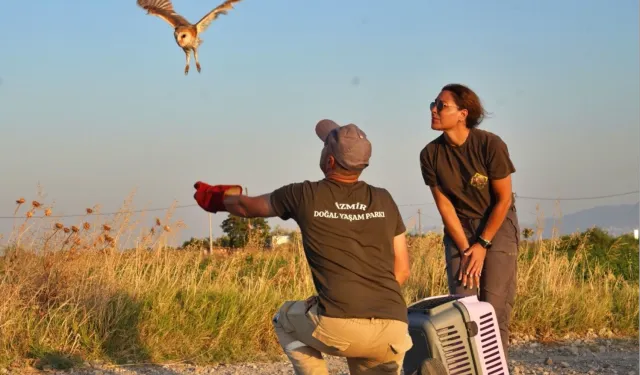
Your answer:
[137,0,243,75]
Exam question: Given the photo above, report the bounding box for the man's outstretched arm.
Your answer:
[194,181,301,220]
[223,193,277,218]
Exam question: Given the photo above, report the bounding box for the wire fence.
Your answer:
[0,190,637,219]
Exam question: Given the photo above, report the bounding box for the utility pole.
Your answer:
[208,213,213,255]
[245,187,251,242]
[417,208,422,236]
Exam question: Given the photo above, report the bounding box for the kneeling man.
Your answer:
[193,119,413,375]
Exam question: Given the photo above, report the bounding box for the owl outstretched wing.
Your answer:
[137,0,191,28]
[195,0,242,34]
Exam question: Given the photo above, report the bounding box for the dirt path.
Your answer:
[4,338,637,375]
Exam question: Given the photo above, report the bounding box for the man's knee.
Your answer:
[272,301,330,374]
[272,301,304,349]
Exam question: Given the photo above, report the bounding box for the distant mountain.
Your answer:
[415,203,639,239]
[522,202,639,238]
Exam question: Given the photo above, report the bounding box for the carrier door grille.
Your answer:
[479,312,507,375]
[437,325,473,375]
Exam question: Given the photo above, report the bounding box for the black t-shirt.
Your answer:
[419,128,516,221]
[270,178,408,323]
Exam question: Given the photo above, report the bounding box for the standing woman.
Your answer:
[419,83,520,356]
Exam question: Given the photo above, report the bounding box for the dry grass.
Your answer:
[0,194,637,369]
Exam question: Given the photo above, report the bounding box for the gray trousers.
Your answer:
[443,208,519,358]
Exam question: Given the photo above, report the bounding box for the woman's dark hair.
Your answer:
[441,83,488,128]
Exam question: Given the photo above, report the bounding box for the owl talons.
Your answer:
[196,63,201,73]
[184,65,190,76]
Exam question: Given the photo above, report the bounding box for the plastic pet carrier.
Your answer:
[402,294,509,375]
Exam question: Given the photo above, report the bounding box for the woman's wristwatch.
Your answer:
[477,236,492,249]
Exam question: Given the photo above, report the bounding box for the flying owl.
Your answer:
[137,0,243,75]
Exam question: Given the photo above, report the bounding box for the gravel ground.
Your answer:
[1,338,637,375]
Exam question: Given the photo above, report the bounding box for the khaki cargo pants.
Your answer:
[272,298,413,375]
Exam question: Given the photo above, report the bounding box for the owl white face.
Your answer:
[173,27,194,48]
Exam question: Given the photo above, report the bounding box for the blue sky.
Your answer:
[1,0,638,245]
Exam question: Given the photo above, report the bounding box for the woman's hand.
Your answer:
[459,243,487,289]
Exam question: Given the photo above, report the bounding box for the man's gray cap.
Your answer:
[315,119,372,171]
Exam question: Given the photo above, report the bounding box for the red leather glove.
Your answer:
[193,182,243,213]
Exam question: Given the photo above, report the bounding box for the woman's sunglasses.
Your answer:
[430,99,458,112]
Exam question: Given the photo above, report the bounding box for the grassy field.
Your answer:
[0,198,638,370]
